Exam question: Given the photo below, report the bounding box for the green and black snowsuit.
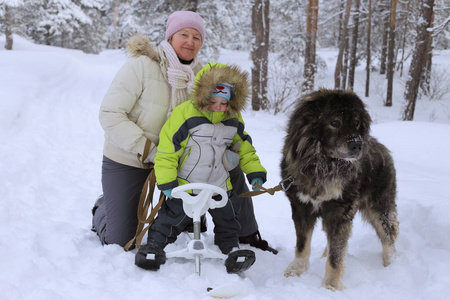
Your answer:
[148,62,267,254]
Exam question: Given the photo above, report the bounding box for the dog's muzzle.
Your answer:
[348,140,362,153]
[347,136,362,155]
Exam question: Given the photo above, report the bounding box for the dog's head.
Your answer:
[285,88,372,163]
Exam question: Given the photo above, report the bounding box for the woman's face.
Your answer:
[169,28,202,61]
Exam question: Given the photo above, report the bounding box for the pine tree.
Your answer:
[37,0,91,48]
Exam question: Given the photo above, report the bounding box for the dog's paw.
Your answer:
[382,244,397,267]
[322,280,345,291]
[323,260,345,291]
[284,258,309,277]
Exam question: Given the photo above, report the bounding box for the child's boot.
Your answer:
[135,241,166,271]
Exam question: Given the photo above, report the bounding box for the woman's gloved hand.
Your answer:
[222,142,241,171]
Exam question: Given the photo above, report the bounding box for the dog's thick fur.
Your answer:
[281,89,399,291]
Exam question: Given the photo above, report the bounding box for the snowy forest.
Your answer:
[1,2,450,298]
[1,0,450,120]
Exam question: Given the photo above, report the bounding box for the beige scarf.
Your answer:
[160,40,200,111]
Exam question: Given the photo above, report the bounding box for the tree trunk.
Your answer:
[110,0,120,49]
[342,35,349,90]
[302,0,319,93]
[385,0,397,107]
[365,0,372,97]
[4,5,13,50]
[421,10,434,95]
[379,1,390,75]
[251,0,270,111]
[348,0,361,90]
[184,0,198,11]
[334,0,352,89]
[398,0,410,77]
[402,0,435,121]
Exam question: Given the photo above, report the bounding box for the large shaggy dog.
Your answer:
[281,89,399,291]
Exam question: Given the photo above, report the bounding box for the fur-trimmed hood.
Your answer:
[125,33,160,62]
[192,62,250,116]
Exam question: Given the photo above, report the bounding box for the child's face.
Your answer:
[209,96,228,112]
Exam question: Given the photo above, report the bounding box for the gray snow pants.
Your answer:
[147,191,241,253]
[92,156,258,247]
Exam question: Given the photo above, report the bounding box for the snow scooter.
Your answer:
[166,183,256,276]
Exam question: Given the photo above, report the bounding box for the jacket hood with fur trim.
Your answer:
[192,62,250,116]
[125,33,160,62]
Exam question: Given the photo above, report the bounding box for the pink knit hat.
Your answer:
[165,11,206,42]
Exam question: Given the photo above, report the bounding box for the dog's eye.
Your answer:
[330,120,341,128]
[354,119,360,127]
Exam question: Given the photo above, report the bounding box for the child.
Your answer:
[135,62,267,273]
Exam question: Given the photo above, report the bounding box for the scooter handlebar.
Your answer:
[172,183,228,210]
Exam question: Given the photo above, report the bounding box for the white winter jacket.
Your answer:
[99,34,202,168]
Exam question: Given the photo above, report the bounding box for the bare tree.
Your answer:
[431,15,450,37]
[302,0,319,93]
[342,33,350,89]
[2,0,27,50]
[397,0,411,77]
[108,0,120,49]
[334,0,352,89]
[421,10,434,95]
[365,0,372,97]
[251,0,270,111]
[348,0,361,90]
[4,4,13,50]
[379,0,390,75]
[402,0,435,121]
[385,0,398,107]
[267,65,302,115]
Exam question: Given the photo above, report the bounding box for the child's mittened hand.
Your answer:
[251,178,263,191]
[163,189,173,198]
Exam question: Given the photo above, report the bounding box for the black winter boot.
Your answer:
[135,242,166,271]
[225,249,256,273]
[239,230,278,254]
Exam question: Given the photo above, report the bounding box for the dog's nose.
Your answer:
[348,141,362,152]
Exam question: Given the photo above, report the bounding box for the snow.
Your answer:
[1,35,450,300]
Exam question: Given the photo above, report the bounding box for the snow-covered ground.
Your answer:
[1,35,449,300]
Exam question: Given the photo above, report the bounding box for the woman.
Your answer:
[92,11,276,254]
